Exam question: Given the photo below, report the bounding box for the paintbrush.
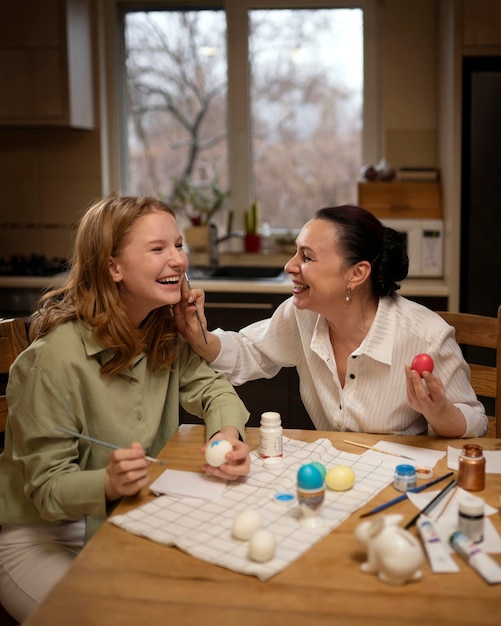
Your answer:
[344,439,416,460]
[404,478,458,529]
[359,471,454,518]
[185,273,208,344]
[55,426,166,465]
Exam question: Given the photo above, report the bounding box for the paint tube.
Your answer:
[417,516,459,573]
[450,531,501,584]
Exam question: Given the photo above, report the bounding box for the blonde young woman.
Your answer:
[0,196,250,623]
[177,205,487,439]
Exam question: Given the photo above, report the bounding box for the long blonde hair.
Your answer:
[30,195,179,375]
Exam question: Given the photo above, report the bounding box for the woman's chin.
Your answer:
[292,292,308,309]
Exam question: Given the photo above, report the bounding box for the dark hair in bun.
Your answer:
[314,205,409,297]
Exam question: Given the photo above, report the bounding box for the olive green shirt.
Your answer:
[0,320,248,535]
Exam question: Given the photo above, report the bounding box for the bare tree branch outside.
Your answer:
[123,7,363,231]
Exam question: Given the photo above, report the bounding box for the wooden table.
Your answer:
[24,426,501,626]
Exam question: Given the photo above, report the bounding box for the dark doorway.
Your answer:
[461,57,501,317]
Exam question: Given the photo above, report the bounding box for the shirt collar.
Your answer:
[76,321,146,370]
[310,297,397,366]
[359,296,396,365]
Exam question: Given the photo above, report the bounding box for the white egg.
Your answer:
[248,529,276,562]
[205,439,233,467]
[232,509,263,540]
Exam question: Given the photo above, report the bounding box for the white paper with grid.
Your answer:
[110,436,394,580]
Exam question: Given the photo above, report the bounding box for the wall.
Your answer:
[383,0,438,168]
[0,1,443,263]
[0,129,102,259]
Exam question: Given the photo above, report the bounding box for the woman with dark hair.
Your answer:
[0,195,250,622]
[177,204,487,438]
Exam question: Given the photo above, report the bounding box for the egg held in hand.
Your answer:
[325,466,356,491]
[410,353,434,377]
[205,439,233,467]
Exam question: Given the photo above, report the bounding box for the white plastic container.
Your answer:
[259,411,283,460]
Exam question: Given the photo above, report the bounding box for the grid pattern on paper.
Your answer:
[110,437,395,580]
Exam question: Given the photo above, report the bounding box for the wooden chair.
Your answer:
[437,306,501,437]
[0,318,29,433]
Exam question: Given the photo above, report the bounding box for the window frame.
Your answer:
[100,0,381,224]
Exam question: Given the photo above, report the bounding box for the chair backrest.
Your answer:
[437,306,501,438]
[0,318,29,433]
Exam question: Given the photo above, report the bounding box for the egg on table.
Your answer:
[248,529,277,562]
[325,466,356,491]
[232,509,263,540]
[310,461,327,481]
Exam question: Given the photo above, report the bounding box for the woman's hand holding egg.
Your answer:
[202,429,251,481]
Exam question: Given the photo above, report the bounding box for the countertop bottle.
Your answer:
[259,411,283,461]
[458,444,485,491]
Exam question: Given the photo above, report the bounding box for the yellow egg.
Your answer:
[325,466,356,491]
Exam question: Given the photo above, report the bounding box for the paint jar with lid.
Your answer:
[458,444,485,491]
[458,495,485,543]
[394,464,417,492]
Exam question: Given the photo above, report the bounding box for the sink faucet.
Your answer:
[208,222,241,270]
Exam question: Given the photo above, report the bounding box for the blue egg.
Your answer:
[297,463,324,490]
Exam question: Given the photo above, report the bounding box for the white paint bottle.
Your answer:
[259,411,283,461]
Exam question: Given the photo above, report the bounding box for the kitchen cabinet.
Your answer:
[0,0,93,128]
[179,291,314,430]
[463,0,501,48]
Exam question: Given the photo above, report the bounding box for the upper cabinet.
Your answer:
[0,0,94,128]
[463,0,501,48]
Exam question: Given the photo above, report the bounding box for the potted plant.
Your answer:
[243,200,261,253]
[169,177,229,250]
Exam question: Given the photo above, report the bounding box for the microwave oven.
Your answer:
[380,218,444,278]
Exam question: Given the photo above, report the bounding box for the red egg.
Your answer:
[411,353,434,377]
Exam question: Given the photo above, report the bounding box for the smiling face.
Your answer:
[108,209,188,325]
[284,218,368,317]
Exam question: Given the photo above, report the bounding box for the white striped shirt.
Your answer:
[212,295,488,437]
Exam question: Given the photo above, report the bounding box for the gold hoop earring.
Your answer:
[343,286,352,306]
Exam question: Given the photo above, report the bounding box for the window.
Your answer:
[122,8,228,229]
[116,1,375,234]
[248,8,363,228]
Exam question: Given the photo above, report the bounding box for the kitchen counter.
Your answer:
[0,274,68,289]
[189,274,449,297]
[0,272,449,297]
[0,273,449,297]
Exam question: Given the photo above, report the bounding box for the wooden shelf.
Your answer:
[358,181,442,219]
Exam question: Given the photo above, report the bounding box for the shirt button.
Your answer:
[339,404,342,410]
[136,413,143,421]
[349,373,355,379]
[129,378,138,385]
